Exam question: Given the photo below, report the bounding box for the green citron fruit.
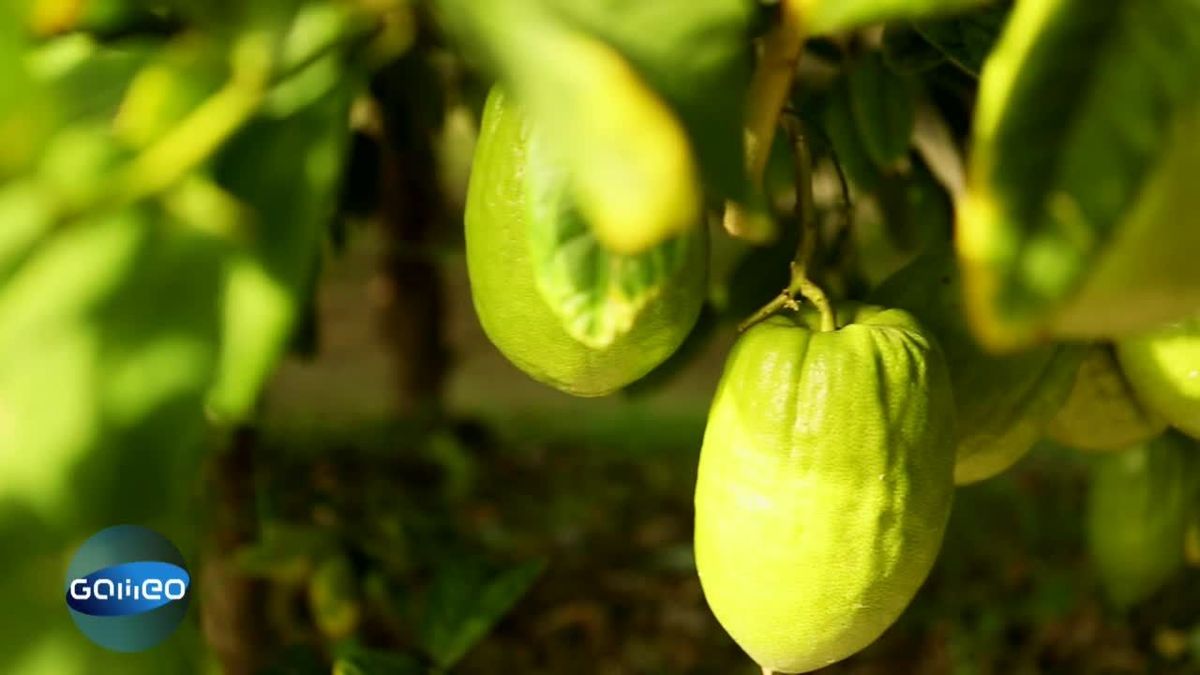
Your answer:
[694,304,955,674]
[1048,345,1165,452]
[1118,316,1200,440]
[464,87,705,396]
[872,248,1081,484]
[1087,431,1200,608]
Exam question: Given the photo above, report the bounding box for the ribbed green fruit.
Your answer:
[872,248,1082,483]
[464,87,705,396]
[694,304,955,674]
[1118,316,1200,439]
[1087,432,1200,608]
[1048,345,1165,452]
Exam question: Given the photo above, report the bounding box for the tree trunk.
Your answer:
[372,54,449,420]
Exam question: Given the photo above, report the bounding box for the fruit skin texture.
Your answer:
[464,87,705,396]
[1087,432,1200,608]
[694,304,955,674]
[1048,345,1165,452]
[872,249,1082,484]
[1118,316,1200,440]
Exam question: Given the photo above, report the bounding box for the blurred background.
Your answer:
[2,0,1199,673]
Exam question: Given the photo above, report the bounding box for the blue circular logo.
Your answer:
[64,525,191,652]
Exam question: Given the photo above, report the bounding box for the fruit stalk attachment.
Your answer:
[738,120,837,334]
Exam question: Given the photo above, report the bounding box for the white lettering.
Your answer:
[69,579,91,600]
[94,578,114,600]
[142,579,162,600]
[164,579,186,600]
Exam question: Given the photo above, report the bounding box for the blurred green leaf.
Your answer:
[438,0,752,251]
[959,0,1200,349]
[258,645,328,675]
[0,15,51,177]
[0,201,224,527]
[419,557,546,669]
[28,0,180,40]
[525,122,701,349]
[881,23,948,74]
[802,0,989,36]
[156,0,301,34]
[0,181,55,282]
[847,52,917,170]
[309,553,362,639]
[333,644,424,675]
[264,1,372,116]
[112,43,226,148]
[878,154,953,253]
[541,0,754,201]
[819,77,881,192]
[235,521,337,582]
[205,84,353,423]
[912,3,1010,77]
[39,35,159,126]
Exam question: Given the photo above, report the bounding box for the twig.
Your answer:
[722,0,806,242]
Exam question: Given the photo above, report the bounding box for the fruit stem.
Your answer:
[788,121,837,333]
[722,0,806,243]
[736,117,838,334]
[762,668,775,675]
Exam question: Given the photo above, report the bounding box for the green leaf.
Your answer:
[524,126,700,349]
[819,78,881,192]
[419,558,545,669]
[234,522,337,582]
[112,43,227,149]
[882,23,948,74]
[801,0,989,36]
[0,182,55,283]
[0,14,52,177]
[204,84,353,423]
[309,554,362,640]
[959,0,1200,349]
[0,201,224,528]
[332,645,424,675]
[912,3,1011,77]
[436,0,750,252]
[539,0,754,201]
[878,155,953,253]
[847,52,917,169]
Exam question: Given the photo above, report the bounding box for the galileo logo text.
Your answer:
[64,525,191,652]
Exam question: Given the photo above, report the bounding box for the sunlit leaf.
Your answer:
[959,0,1200,349]
[436,0,751,252]
[525,124,702,349]
[205,85,353,423]
[0,202,224,527]
[799,0,988,36]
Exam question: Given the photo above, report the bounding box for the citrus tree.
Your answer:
[1,0,1199,672]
